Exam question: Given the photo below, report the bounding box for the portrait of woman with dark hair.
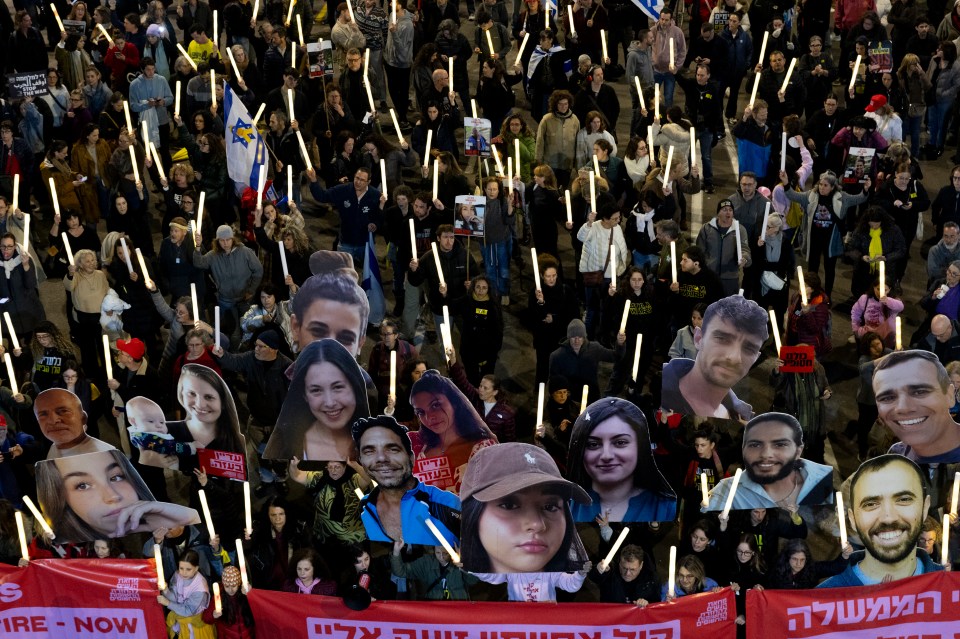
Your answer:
[567,398,677,523]
[35,449,200,542]
[264,339,370,462]
[408,369,499,493]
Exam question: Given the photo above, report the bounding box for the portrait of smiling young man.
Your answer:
[872,349,960,463]
[705,412,834,512]
[661,295,768,420]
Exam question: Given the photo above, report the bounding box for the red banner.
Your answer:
[0,559,167,639]
[248,588,736,639]
[747,571,960,639]
[198,448,247,481]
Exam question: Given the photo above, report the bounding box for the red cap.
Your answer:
[116,338,146,360]
[865,94,887,112]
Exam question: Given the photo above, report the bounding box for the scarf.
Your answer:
[1,251,22,279]
[764,231,783,263]
[527,44,562,81]
[48,156,73,177]
[296,577,320,594]
[173,571,209,608]
[631,206,656,240]
[868,228,883,272]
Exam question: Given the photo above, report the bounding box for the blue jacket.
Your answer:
[818,550,943,588]
[720,27,753,75]
[308,182,385,247]
[360,479,460,546]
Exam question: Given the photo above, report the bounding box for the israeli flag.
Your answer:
[630,0,663,21]
[362,231,386,326]
[224,85,267,189]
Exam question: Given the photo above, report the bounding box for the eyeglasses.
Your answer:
[737,550,754,557]
[0,244,15,250]
[380,331,396,337]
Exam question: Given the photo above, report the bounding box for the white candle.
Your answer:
[354,486,364,499]
[663,145,674,184]
[285,0,296,25]
[492,144,504,175]
[448,56,454,96]
[769,309,782,355]
[836,490,847,548]
[49,177,61,221]
[424,518,460,563]
[721,468,742,519]
[580,384,589,414]
[601,30,608,61]
[670,241,678,283]
[535,382,545,432]
[648,126,656,167]
[380,158,388,199]
[12,173,19,213]
[197,192,205,234]
[191,283,200,324]
[154,543,165,590]
[345,0,354,21]
[485,29,495,58]
[514,138,521,181]
[278,238,290,281]
[211,69,218,110]
[253,102,267,127]
[780,132,787,172]
[667,545,677,598]
[508,157,513,195]
[213,582,222,614]
[102,334,113,380]
[61,232,74,265]
[734,220,743,264]
[391,0,396,23]
[123,100,133,135]
[593,154,600,179]
[749,72,761,108]
[198,489,216,538]
[389,108,404,142]
[295,13,304,44]
[654,83,660,121]
[432,159,439,200]
[565,189,573,224]
[119,237,134,274]
[619,299,630,335]
[135,248,153,289]
[943,515,951,565]
[532,248,541,291]
[287,88,295,123]
[432,242,445,286]
[879,260,886,297]
[423,129,433,168]
[253,0,260,21]
[20,211,29,256]
[23,496,53,536]
[758,31,769,66]
[589,171,596,213]
[4,353,16,393]
[632,334,643,381]
[214,306,221,349]
[149,142,164,177]
[634,76,646,110]
[256,165,265,208]
[389,350,397,397]
[409,218,418,260]
[780,58,797,94]
[236,539,249,589]
[797,266,807,306]
[951,471,960,515]
[295,131,313,170]
[2,313,18,352]
[129,145,140,185]
[177,43,198,70]
[669,38,675,68]
[689,126,697,168]
[241,480,252,535]
[761,202,771,242]
[97,23,114,45]
[609,241,616,281]
[567,6,576,36]
[849,54,862,90]
[896,317,902,350]
[213,10,219,46]
[442,305,451,332]
[175,80,182,116]
[700,473,709,507]
[601,527,630,570]
[516,32,530,61]
[16,511,28,561]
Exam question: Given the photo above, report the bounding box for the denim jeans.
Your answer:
[632,251,659,271]
[653,71,677,108]
[698,128,714,183]
[338,242,366,271]
[928,99,952,148]
[904,114,923,158]
[482,238,512,299]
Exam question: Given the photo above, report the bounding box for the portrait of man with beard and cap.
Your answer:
[819,455,943,587]
[704,413,834,513]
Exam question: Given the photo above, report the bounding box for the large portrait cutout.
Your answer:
[264,339,370,465]
[408,370,498,494]
[460,443,590,573]
[704,412,835,512]
[35,449,200,543]
[567,398,677,523]
[661,295,768,421]
[128,364,247,480]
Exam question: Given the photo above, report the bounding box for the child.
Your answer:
[460,443,592,601]
[158,549,216,639]
[202,565,254,639]
[126,396,182,470]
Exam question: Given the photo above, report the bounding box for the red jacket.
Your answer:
[201,594,255,639]
[104,43,141,85]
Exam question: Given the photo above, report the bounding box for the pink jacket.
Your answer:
[650,23,687,73]
[851,294,904,345]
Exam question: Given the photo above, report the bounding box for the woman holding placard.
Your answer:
[64,248,110,380]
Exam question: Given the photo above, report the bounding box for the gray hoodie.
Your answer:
[384,11,415,68]
[626,41,654,92]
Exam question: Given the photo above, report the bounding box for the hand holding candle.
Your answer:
[599,527,630,572]
[154,544,165,591]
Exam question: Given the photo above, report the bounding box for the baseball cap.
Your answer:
[460,443,591,504]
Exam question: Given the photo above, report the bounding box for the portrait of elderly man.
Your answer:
[35,388,114,459]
